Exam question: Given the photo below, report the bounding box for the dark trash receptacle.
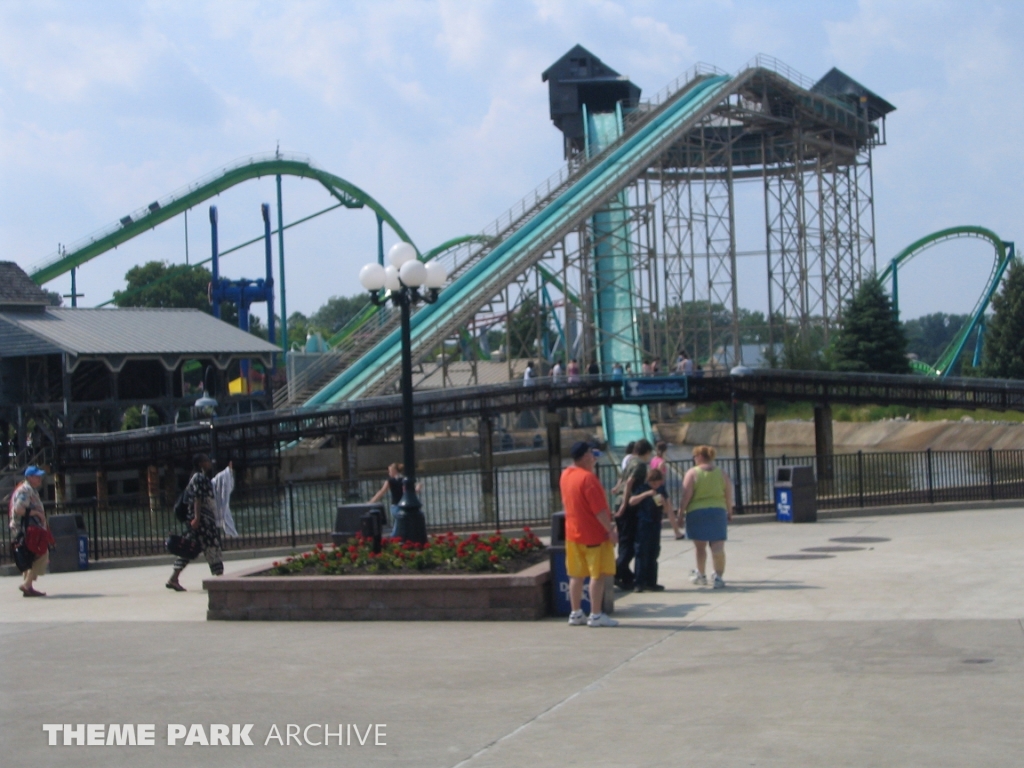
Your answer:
[549,512,613,616]
[333,503,386,547]
[774,466,817,523]
[48,513,88,572]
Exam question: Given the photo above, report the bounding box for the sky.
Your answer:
[1,0,1022,325]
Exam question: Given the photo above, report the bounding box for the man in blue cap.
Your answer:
[560,441,618,627]
[9,466,49,597]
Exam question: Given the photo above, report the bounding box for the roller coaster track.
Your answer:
[880,226,1015,377]
[27,152,416,286]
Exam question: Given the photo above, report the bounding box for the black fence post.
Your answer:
[91,498,100,561]
[493,468,500,533]
[857,451,864,508]
[926,448,934,505]
[989,447,996,500]
[288,482,296,549]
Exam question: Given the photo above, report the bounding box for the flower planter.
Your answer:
[204,561,551,621]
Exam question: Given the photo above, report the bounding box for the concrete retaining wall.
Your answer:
[660,419,1024,452]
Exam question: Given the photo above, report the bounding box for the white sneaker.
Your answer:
[587,612,619,627]
[568,610,587,626]
[689,570,707,586]
[712,574,726,589]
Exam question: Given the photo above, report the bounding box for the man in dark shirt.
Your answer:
[611,439,653,590]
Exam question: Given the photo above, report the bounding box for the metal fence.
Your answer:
[5,448,1024,565]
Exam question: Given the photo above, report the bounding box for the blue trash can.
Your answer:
[774,486,794,522]
[774,466,817,523]
[77,531,89,570]
[549,512,613,616]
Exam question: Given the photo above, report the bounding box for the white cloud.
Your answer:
[435,0,491,66]
[0,15,170,101]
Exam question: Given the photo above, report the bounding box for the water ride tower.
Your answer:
[541,46,896,369]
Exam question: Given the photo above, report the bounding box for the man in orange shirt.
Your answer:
[560,441,619,627]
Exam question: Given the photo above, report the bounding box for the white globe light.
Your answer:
[424,260,447,289]
[359,262,386,291]
[399,259,427,287]
[384,265,402,291]
[388,242,417,269]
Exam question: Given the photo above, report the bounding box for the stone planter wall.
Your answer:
[205,561,551,621]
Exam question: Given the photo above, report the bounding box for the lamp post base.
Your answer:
[393,494,427,544]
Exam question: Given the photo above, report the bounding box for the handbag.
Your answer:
[24,522,55,556]
[11,539,35,573]
[165,533,202,560]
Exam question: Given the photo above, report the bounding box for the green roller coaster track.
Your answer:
[24,151,489,357]
[28,152,416,286]
[880,226,1016,377]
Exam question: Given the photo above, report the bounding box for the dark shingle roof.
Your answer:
[0,307,280,358]
[0,262,51,308]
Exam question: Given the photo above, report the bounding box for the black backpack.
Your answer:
[173,492,190,522]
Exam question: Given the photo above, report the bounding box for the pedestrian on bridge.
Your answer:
[524,361,537,386]
[567,358,580,383]
[680,445,733,589]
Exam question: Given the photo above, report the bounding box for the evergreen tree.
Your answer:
[830,276,909,374]
[980,257,1024,379]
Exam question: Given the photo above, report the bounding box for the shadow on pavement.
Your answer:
[706,580,821,592]
[36,593,117,599]
[614,602,708,619]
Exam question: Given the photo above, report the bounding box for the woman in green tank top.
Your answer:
[680,445,734,589]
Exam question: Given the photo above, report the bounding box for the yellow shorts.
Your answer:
[566,540,616,579]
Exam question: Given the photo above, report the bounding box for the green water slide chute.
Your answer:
[880,226,1015,377]
[305,74,732,406]
[28,153,416,286]
[323,234,491,349]
[585,102,652,449]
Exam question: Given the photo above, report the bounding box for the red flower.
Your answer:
[489,554,499,563]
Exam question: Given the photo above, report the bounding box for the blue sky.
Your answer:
[1,0,1021,323]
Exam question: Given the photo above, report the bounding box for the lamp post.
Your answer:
[359,242,448,543]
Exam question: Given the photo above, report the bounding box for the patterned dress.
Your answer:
[174,471,224,575]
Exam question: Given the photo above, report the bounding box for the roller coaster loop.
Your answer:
[880,226,1015,377]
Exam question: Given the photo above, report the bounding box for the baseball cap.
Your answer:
[24,465,46,477]
[570,441,602,460]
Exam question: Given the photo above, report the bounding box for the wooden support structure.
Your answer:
[813,403,834,483]
[146,465,160,514]
[95,468,108,510]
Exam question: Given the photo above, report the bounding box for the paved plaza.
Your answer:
[3,506,1024,767]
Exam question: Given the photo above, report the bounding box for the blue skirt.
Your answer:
[685,507,728,542]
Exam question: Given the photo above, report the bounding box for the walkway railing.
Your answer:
[5,448,1024,565]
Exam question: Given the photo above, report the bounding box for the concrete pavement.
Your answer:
[3,507,1023,767]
